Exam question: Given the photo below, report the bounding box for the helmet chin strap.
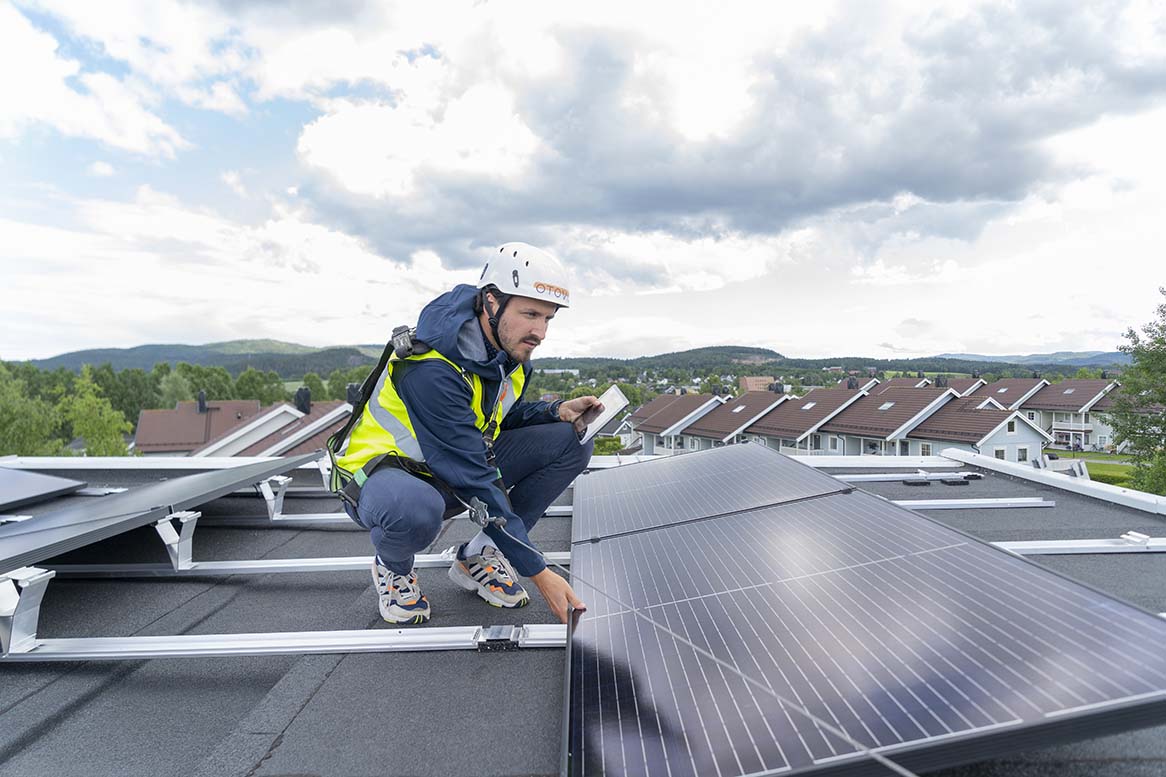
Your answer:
[480,288,512,357]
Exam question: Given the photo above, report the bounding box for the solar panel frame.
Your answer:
[562,451,1166,777]
[572,443,851,544]
[0,469,87,512]
[0,453,321,575]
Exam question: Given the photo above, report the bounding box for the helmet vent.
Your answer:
[513,250,518,257]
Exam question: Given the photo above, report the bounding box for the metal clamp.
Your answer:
[1,567,54,656]
[153,511,201,571]
[259,475,293,519]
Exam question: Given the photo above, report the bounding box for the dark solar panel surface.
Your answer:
[566,453,1166,776]
[571,444,848,543]
[0,469,86,512]
[0,453,320,574]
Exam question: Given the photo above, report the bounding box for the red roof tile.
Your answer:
[820,388,954,438]
[135,400,262,453]
[683,392,784,439]
[745,389,863,440]
[1021,380,1116,412]
[634,394,719,435]
[907,396,1017,443]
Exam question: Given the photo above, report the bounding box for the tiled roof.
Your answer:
[946,377,985,395]
[634,393,718,434]
[820,387,953,438]
[134,400,262,453]
[235,400,348,456]
[746,388,863,439]
[626,394,681,426]
[873,377,930,393]
[970,378,1046,405]
[682,392,783,439]
[907,396,1015,443]
[1022,380,1115,411]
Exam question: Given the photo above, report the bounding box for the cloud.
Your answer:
[87,161,115,176]
[0,3,188,156]
[221,170,247,197]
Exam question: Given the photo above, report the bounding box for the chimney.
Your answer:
[346,383,361,406]
[935,375,948,388]
[972,371,980,379]
[1101,370,1108,379]
[916,370,924,379]
[1031,371,1040,379]
[294,386,311,415]
[197,390,207,414]
[846,377,858,389]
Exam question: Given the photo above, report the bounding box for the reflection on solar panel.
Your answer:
[0,469,86,512]
[0,453,320,575]
[565,446,1166,776]
[572,443,849,543]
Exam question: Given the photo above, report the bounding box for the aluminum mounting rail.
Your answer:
[47,511,570,578]
[837,470,983,483]
[995,531,1166,555]
[893,497,1055,510]
[2,565,566,662]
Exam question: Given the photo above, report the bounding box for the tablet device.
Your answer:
[579,384,630,445]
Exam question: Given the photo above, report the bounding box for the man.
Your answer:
[334,242,601,624]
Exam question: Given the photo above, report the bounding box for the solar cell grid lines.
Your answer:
[571,444,849,543]
[565,448,1166,777]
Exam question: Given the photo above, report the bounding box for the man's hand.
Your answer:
[530,568,586,623]
[558,396,604,436]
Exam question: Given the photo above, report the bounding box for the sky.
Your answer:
[1,0,1164,362]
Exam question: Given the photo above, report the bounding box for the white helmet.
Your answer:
[477,242,571,308]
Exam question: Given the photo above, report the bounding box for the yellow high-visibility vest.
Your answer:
[335,348,525,479]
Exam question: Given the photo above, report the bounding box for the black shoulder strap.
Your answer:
[326,337,395,460]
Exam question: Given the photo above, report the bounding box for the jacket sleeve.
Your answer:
[396,360,547,577]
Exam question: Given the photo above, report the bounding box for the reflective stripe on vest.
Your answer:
[335,348,525,477]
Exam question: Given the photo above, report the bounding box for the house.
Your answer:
[1017,379,1121,450]
[627,393,723,455]
[678,391,787,451]
[134,397,265,455]
[968,377,1049,410]
[906,395,1053,461]
[819,386,959,455]
[738,376,776,393]
[743,387,867,454]
[872,376,932,392]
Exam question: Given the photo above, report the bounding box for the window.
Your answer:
[994,448,1006,460]
[1007,420,1016,433]
[878,401,895,410]
[1099,436,1108,445]
[1018,446,1029,462]
[801,402,816,410]
[731,405,746,413]
[1062,388,1075,394]
[829,437,838,451]
[1027,411,1035,421]
[920,442,932,456]
[997,388,1009,394]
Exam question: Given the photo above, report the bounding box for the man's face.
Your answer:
[493,294,558,362]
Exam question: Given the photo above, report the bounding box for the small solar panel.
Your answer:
[0,469,86,512]
[571,443,848,543]
[0,453,320,575]
[565,450,1166,776]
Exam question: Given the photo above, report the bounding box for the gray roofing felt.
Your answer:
[2,456,1166,776]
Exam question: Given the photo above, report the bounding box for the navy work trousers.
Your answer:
[344,422,593,575]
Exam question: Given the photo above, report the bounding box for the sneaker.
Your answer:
[448,545,530,608]
[371,560,430,624]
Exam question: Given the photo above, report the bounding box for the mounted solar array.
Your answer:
[564,444,1166,776]
[0,453,321,575]
[0,469,86,513]
[571,443,850,543]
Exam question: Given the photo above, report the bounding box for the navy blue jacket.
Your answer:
[397,284,560,576]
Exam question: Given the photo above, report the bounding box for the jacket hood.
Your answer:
[414,284,513,379]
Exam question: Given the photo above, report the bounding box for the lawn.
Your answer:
[1049,449,1134,463]
[1086,461,1135,487]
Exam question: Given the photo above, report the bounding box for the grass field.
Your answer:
[1049,449,1134,463]
[1086,461,1135,487]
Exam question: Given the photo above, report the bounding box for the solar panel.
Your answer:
[572,443,848,543]
[0,469,86,512]
[0,453,321,575]
[565,451,1166,776]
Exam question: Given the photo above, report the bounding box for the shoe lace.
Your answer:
[480,547,517,583]
[390,571,421,601]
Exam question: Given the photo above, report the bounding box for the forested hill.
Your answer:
[22,339,1102,380]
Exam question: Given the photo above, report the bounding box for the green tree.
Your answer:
[233,368,288,405]
[1074,367,1102,380]
[593,437,623,455]
[302,372,327,400]
[1109,288,1166,494]
[158,371,194,408]
[327,369,348,400]
[0,363,65,455]
[176,363,234,399]
[57,365,132,456]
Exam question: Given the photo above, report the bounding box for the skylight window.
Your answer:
[731,405,746,413]
[878,401,895,410]
[801,402,817,410]
[996,388,1009,393]
[1063,388,1075,394]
